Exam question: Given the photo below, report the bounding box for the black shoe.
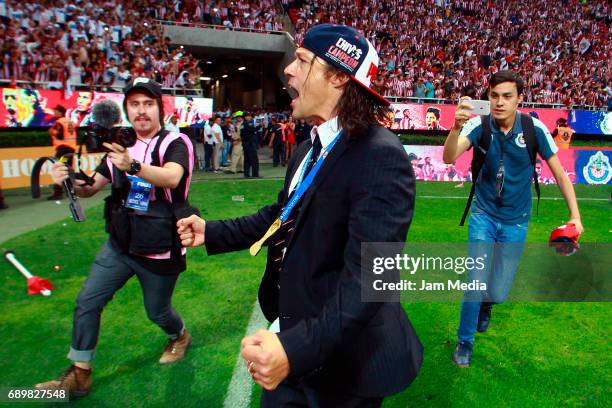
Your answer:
[477,302,493,333]
[452,341,473,368]
[0,202,7,210]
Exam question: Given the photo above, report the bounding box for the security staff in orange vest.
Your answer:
[48,105,78,200]
[552,117,575,150]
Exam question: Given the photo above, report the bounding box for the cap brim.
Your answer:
[352,77,390,106]
[125,85,161,98]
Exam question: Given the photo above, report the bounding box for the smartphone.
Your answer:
[463,99,490,115]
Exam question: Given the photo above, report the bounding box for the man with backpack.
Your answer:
[443,70,584,368]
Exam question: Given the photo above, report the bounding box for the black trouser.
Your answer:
[272,142,285,167]
[261,380,383,408]
[243,141,259,177]
[204,143,214,170]
[68,241,184,362]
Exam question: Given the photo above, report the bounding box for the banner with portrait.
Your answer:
[0,87,213,129]
[389,102,610,135]
[403,145,611,185]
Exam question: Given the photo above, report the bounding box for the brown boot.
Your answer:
[35,365,92,399]
[159,330,192,364]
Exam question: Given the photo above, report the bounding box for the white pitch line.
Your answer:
[223,300,268,408]
[418,195,609,201]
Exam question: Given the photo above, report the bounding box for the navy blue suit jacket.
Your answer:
[205,125,423,397]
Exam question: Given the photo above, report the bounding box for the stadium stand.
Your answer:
[0,1,205,93]
[288,0,611,109]
[0,0,610,109]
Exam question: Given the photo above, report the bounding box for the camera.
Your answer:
[82,125,137,153]
[85,99,136,153]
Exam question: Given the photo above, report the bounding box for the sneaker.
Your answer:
[35,365,92,399]
[477,302,493,333]
[452,341,473,368]
[159,330,192,364]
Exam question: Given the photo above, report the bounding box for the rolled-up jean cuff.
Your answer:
[68,347,95,362]
[167,324,185,340]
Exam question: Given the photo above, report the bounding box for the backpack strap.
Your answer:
[520,113,540,217]
[460,115,491,226]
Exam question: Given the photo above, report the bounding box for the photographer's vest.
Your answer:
[554,126,575,149]
[50,118,78,150]
[105,130,195,261]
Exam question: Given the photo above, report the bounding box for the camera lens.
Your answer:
[117,127,137,148]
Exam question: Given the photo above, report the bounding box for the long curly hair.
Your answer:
[324,67,389,139]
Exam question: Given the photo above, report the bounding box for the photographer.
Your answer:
[36,78,195,398]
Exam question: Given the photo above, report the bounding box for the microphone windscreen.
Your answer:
[91,99,122,129]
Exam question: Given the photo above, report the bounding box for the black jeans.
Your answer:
[204,143,214,170]
[272,142,286,167]
[243,141,259,177]
[68,241,184,362]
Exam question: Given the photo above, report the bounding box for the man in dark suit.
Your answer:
[242,112,261,178]
[177,24,422,407]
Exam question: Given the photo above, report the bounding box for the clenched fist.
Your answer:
[176,215,206,247]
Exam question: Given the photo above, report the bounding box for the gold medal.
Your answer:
[249,218,282,256]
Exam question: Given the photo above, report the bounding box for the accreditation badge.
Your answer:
[125,175,153,211]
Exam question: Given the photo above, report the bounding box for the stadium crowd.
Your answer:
[0,0,610,108]
[163,0,286,31]
[290,0,611,108]
[0,0,285,93]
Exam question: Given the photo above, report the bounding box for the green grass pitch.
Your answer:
[0,179,610,407]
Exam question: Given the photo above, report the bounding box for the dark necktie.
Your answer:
[305,133,322,175]
[269,133,322,275]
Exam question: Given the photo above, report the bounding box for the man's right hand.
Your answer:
[177,215,206,247]
[453,96,474,131]
[50,162,69,185]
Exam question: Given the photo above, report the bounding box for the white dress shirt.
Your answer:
[288,116,341,194]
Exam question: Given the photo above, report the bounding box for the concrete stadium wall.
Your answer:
[162,25,294,57]
[163,25,296,107]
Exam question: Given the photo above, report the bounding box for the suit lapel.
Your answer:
[287,133,350,250]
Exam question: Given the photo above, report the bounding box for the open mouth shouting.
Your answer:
[286,84,299,109]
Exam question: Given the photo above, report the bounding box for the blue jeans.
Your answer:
[68,241,184,362]
[457,211,528,344]
[221,139,231,166]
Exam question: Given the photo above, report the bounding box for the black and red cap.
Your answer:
[549,223,581,256]
[301,24,389,106]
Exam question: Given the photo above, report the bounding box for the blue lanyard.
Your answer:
[279,130,343,222]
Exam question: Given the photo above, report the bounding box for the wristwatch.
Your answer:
[127,159,142,175]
